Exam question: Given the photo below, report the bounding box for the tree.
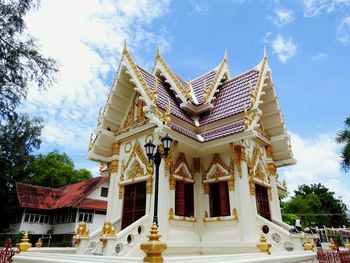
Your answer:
[336,115,350,172]
[282,184,349,228]
[0,113,43,202]
[0,0,58,117]
[23,151,92,188]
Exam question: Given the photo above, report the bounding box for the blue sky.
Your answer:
[23,0,350,207]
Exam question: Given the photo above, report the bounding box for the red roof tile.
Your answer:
[16,177,107,211]
[77,198,107,211]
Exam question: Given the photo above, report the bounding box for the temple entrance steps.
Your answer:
[256,215,306,252]
[85,214,151,257]
[13,251,316,263]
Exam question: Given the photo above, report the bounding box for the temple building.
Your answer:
[72,43,309,258]
[10,43,320,262]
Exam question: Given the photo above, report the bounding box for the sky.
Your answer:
[22,0,350,207]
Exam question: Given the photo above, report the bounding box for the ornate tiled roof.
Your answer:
[138,65,195,125]
[16,177,107,210]
[190,70,216,104]
[200,69,259,125]
[136,63,260,142]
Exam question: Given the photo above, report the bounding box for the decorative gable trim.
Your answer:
[203,54,230,104]
[153,50,189,103]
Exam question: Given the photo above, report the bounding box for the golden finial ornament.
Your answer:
[74,222,90,246]
[345,238,350,250]
[329,238,337,251]
[100,221,116,247]
[16,232,32,252]
[304,237,314,251]
[35,238,42,248]
[140,224,167,263]
[156,46,161,59]
[282,179,287,190]
[256,233,271,254]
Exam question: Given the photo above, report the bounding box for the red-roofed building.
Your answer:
[4,176,109,245]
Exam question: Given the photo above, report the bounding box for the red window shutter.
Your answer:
[185,183,194,217]
[219,181,230,216]
[175,181,185,216]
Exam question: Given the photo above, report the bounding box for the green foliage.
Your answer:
[23,151,92,188]
[0,0,58,117]
[336,115,350,172]
[0,113,43,201]
[282,213,300,226]
[282,183,349,228]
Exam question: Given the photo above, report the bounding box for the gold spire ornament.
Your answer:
[140,224,167,263]
[16,232,32,252]
[74,222,90,246]
[329,238,337,251]
[256,233,271,254]
[303,237,314,251]
[35,238,42,248]
[345,238,350,250]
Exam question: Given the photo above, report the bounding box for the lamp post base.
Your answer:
[140,224,167,263]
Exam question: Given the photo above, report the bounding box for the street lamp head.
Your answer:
[144,140,156,160]
[161,133,173,156]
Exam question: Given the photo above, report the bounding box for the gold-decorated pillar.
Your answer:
[234,143,257,242]
[106,141,121,221]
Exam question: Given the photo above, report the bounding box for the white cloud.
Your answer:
[311,52,328,60]
[337,16,350,44]
[281,132,350,208]
[303,0,350,17]
[191,0,209,15]
[20,0,171,168]
[271,34,297,63]
[268,8,295,27]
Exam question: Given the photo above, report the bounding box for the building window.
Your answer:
[101,187,109,197]
[175,181,194,217]
[209,182,230,217]
[78,211,94,223]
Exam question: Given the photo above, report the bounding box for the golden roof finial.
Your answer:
[282,179,287,190]
[156,46,161,59]
[263,46,267,59]
[224,48,228,62]
[123,38,128,54]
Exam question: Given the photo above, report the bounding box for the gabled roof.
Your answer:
[91,45,295,167]
[16,177,107,211]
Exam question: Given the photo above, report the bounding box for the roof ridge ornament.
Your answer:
[186,80,193,102]
[164,99,171,126]
[224,48,228,62]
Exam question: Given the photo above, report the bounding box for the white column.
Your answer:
[106,159,122,221]
[237,155,257,242]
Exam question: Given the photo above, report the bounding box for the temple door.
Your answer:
[255,184,271,221]
[121,181,146,229]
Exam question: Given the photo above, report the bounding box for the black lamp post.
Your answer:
[144,134,173,226]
